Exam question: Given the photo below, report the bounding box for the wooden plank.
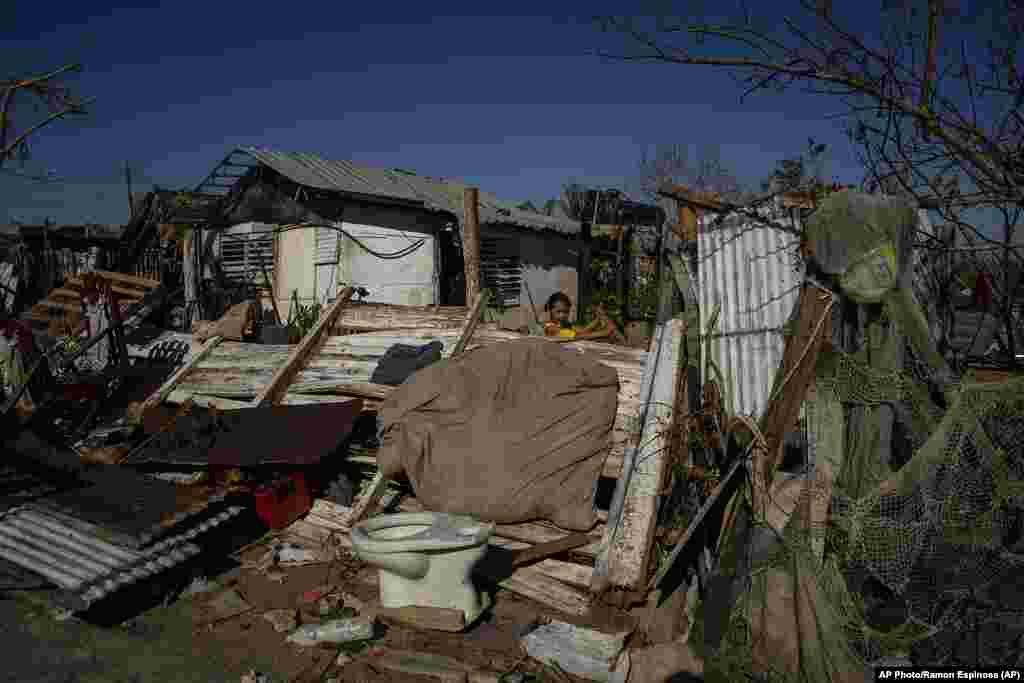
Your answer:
[510,532,598,568]
[134,336,225,418]
[66,277,146,299]
[489,538,595,588]
[90,270,161,289]
[252,287,355,408]
[758,282,835,480]
[451,291,487,357]
[371,606,466,633]
[591,322,666,594]
[496,564,592,617]
[593,318,686,594]
[607,317,685,591]
[290,381,394,401]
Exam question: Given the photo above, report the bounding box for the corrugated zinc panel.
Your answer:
[697,222,802,419]
[233,148,581,235]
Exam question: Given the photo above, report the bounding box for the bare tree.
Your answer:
[595,2,1024,363]
[1,64,92,170]
[637,143,746,202]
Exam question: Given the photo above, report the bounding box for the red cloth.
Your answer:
[1,320,34,354]
[974,272,994,309]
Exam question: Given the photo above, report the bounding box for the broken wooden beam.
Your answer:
[90,269,161,289]
[510,532,597,568]
[253,286,355,408]
[593,317,685,594]
[758,281,835,480]
[132,335,224,422]
[451,290,487,357]
[370,605,466,632]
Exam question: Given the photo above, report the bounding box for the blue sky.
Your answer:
[2,4,872,225]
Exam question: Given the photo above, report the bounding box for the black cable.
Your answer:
[216,223,426,261]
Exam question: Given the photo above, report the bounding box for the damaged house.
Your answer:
[191,147,583,321]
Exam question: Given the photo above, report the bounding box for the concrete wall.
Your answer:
[274,202,443,312]
[485,225,579,328]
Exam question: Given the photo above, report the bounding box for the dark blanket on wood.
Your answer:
[376,338,619,531]
[370,341,444,386]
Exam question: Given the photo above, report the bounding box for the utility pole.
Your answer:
[124,161,134,219]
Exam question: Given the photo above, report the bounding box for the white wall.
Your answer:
[338,223,436,306]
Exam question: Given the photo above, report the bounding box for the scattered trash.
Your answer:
[325,473,355,507]
[520,620,631,683]
[275,543,317,564]
[181,576,220,598]
[285,615,376,646]
[149,471,207,485]
[52,607,75,622]
[261,609,298,633]
[318,594,346,616]
[367,648,477,683]
[240,670,272,683]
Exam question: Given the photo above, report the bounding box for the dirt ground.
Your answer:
[2,547,637,683]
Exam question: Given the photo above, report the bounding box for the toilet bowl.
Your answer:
[350,512,495,625]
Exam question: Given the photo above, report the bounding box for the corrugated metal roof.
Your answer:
[209,147,581,236]
[697,220,803,419]
[0,504,245,611]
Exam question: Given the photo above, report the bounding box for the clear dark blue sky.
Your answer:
[2,3,869,225]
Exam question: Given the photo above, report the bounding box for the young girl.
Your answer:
[541,292,625,344]
[542,292,574,336]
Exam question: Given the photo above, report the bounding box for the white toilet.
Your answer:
[350,512,495,625]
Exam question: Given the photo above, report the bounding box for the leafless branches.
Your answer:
[637,143,746,202]
[596,3,1024,215]
[1,64,93,168]
[595,1,1024,363]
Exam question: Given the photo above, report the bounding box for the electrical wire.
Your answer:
[216,222,426,260]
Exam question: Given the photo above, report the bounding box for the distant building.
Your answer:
[192,147,583,319]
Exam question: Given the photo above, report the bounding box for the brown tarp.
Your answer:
[376,339,619,531]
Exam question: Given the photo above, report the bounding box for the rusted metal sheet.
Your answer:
[0,504,244,611]
[34,466,228,549]
[697,221,803,419]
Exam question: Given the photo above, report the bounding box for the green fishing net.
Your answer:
[690,339,1024,681]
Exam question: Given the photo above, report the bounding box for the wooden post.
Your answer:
[616,224,627,314]
[462,188,482,306]
[451,291,487,357]
[253,286,355,408]
[182,230,195,330]
[579,221,593,314]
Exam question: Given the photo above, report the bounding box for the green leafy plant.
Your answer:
[286,290,323,341]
